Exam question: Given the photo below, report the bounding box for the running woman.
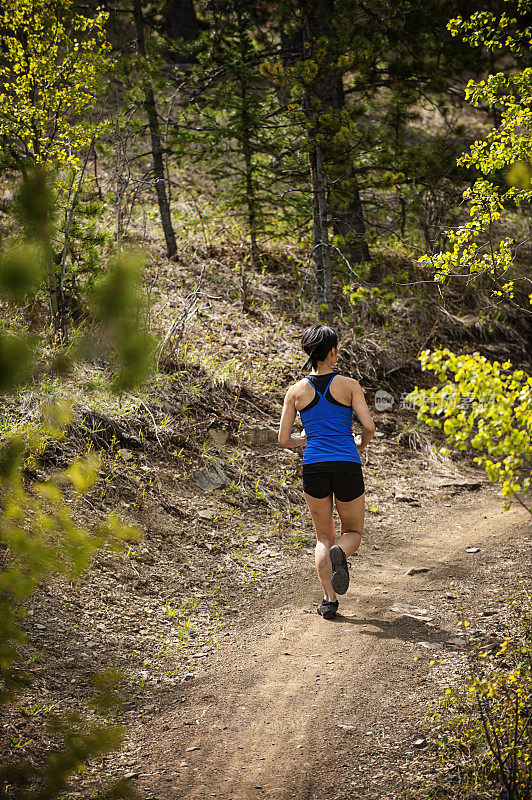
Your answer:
[278,325,375,620]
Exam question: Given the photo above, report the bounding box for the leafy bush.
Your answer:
[422,606,532,800]
[407,349,531,513]
[342,284,395,323]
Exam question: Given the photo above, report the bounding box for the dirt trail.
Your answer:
[124,490,529,800]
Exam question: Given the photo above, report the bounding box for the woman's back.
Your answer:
[299,372,361,466]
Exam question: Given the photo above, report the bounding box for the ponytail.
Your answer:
[301,325,338,371]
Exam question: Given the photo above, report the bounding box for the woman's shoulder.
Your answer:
[332,372,358,385]
[284,377,309,396]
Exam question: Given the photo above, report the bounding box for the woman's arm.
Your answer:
[351,380,375,453]
[278,387,307,448]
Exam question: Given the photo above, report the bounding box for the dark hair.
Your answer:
[301,325,338,371]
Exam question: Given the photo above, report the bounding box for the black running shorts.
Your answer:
[302,461,365,502]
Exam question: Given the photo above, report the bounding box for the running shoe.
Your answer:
[317,598,339,620]
[329,545,349,594]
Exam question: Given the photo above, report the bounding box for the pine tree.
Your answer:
[264,0,491,307]
[170,1,286,285]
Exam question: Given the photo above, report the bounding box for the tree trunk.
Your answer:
[303,5,335,306]
[47,258,61,342]
[57,138,95,344]
[328,54,370,265]
[308,141,325,305]
[332,178,370,265]
[306,90,332,308]
[32,126,65,340]
[238,19,259,271]
[133,0,178,260]
[302,0,370,299]
[242,132,260,271]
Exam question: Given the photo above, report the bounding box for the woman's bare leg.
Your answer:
[304,492,337,601]
[334,492,365,557]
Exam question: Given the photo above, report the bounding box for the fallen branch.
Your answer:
[157,260,220,366]
[126,393,162,448]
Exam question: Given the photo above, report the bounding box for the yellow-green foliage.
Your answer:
[406,350,531,512]
[0,168,151,799]
[342,284,394,312]
[0,429,139,697]
[0,0,112,168]
[90,253,157,394]
[428,610,532,800]
[417,3,532,312]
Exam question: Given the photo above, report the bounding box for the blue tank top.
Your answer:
[300,374,361,466]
